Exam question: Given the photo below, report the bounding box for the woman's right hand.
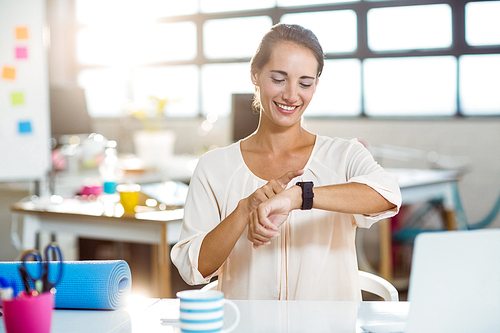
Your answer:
[243,170,304,247]
[242,170,304,213]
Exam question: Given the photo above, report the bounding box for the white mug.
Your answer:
[176,290,240,333]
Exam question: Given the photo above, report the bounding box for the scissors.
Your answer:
[21,242,64,294]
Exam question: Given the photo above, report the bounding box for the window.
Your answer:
[77,22,197,66]
[460,54,500,115]
[281,11,357,54]
[465,1,500,46]
[364,56,457,116]
[201,63,254,116]
[70,0,500,118]
[367,4,452,51]
[203,17,273,59]
[77,69,128,118]
[200,0,274,13]
[308,59,362,116]
[132,66,199,117]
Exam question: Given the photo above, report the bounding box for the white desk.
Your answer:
[0,299,410,333]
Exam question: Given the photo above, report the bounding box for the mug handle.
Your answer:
[221,299,240,333]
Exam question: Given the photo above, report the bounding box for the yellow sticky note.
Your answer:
[15,26,29,40]
[1,66,16,80]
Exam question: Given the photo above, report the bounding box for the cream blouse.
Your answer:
[171,135,402,301]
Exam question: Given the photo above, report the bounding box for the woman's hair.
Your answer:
[250,23,324,111]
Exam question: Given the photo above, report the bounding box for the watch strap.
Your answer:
[296,181,314,210]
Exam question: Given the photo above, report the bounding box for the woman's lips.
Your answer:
[275,101,298,114]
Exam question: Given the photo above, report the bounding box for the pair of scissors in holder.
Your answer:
[21,242,64,294]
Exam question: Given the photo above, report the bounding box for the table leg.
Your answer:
[379,218,393,282]
[443,209,458,230]
[158,223,171,297]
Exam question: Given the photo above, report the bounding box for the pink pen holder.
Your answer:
[2,292,54,333]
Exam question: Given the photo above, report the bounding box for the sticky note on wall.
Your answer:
[15,47,28,59]
[11,92,24,105]
[18,121,32,134]
[2,66,16,80]
[15,26,29,40]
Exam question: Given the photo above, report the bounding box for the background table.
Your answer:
[10,199,183,297]
[359,168,462,282]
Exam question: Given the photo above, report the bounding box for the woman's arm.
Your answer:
[313,183,397,214]
[248,182,397,247]
[198,170,303,278]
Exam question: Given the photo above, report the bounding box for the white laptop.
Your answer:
[363,229,500,333]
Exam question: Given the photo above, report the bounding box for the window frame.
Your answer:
[66,0,500,118]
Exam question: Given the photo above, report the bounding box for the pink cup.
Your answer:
[2,292,54,333]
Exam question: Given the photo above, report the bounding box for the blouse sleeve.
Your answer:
[343,139,402,228]
[170,156,223,285]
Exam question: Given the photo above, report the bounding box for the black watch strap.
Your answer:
[296,181,314,210]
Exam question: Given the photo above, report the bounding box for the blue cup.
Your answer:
[177,290,240,333]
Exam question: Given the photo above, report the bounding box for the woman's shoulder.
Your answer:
[199,142,240,162]
[195,142,243,175]
[314,135,362,151]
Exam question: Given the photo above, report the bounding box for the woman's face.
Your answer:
[252,41,319,129]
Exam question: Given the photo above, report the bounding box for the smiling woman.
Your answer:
[171,23,402,301]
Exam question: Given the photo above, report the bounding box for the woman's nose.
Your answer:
[282,83,299,103]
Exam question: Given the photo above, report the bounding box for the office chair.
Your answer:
[393,185,500,244]
[200,270,399,301]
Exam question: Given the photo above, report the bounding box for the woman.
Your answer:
[171,23,401,301]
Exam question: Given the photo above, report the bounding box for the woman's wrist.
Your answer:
[238,197,254,216]
[289,185,305,210]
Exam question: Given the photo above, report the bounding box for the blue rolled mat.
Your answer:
[0,260,131,310]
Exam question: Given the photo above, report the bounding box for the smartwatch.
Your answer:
[296,181,314,210]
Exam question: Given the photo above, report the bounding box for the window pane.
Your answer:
[77,69,129,118]
[281,11,357,54]
[465,1,500,46]
[460,55,500,115]
[204,17,273,59]
[364,56,457,116]
[200,0,274,13]
[132,66,199,117]
[278,0,359,6]
[77,22,196,66]
[76,0,198,24]
[307,59,361,116]
[368,4,452,51]
[201,63,254,116]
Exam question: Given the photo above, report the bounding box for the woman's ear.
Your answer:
[251,71,258,85]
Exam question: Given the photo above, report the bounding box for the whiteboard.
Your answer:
[0,0,51,181]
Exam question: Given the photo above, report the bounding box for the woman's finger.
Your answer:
[277,170,304,188]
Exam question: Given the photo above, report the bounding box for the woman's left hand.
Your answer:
[248,186,302,249]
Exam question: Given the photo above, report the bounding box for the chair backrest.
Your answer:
[358,270,399,301]
[200,270,399,301]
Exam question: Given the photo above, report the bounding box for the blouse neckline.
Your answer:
[237,134,319,183]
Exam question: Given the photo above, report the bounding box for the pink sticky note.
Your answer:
[15,47,28,59]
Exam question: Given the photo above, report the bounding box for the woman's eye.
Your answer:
[300,83,312,88]
[271,78,284,83]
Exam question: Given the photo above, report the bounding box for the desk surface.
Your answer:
[0,299,410,333]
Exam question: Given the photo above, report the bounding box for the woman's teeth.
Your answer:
[276,102,296,111]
